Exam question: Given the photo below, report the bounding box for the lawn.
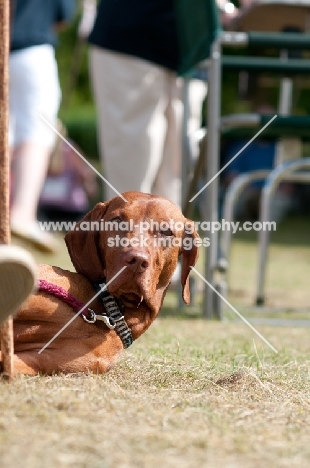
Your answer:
[1,214,309,468]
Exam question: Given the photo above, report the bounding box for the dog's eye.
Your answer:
[110,217,122,223]
[159,228,174,236]
[107,216,123,231]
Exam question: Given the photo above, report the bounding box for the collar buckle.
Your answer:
[92,281,133,348]
[82,309,117,330]
[95,314,116,329]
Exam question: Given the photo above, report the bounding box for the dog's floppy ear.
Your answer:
[180,220,200,305]
[65,201,110,282]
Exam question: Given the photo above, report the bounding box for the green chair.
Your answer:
[177,0,310,317]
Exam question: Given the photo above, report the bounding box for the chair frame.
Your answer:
[200,25,310,316]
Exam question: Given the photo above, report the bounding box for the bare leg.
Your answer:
[11,142,50,222]
[10,142,58,252]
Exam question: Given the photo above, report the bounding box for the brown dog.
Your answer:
[2,192,199,375]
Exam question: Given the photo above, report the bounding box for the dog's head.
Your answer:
[65,192,199,310]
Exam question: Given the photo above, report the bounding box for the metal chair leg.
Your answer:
[256,158,310,305]
[203,38,222,319]
[221,170,270,267]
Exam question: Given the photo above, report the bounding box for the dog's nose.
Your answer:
[124,250,150,272]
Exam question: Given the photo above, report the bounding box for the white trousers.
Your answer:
[89,47,183,206]
[9,45,61,148]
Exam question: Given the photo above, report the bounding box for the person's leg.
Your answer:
[10,143,51,224]
[10,141,60,252]
[187,79,207,161]
[9,46,61,251]
[152,73,183,207]
[0,245,36,323]
[89,48,168,199]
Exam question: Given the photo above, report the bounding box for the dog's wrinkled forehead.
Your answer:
[106,192,184,223]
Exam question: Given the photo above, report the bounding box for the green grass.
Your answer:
[1,320,310,468]
[226,215,310,310]
[2,214,310,467]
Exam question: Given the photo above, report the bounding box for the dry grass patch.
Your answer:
[4,214,309,467]
[1,319,310,468]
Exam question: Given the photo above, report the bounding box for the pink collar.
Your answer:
[38,279,87,314]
